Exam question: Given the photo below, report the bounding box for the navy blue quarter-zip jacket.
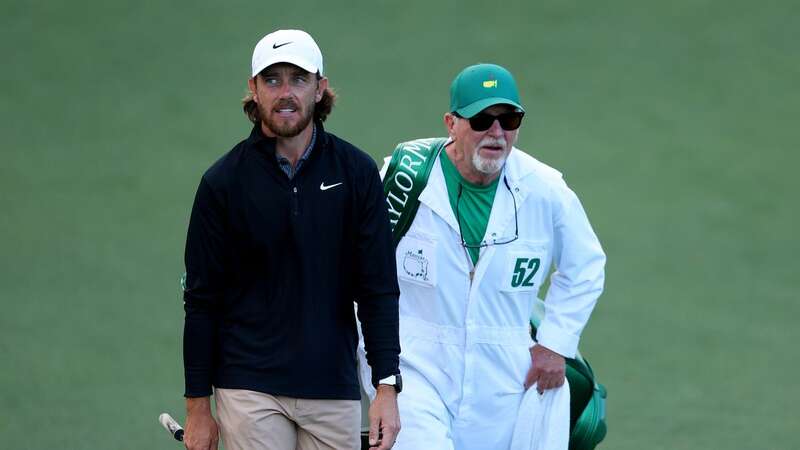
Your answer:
[182,122,400,399]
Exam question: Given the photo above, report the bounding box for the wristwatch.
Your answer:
[376,374,403,393]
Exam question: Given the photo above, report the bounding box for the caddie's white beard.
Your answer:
[472,137,510,175]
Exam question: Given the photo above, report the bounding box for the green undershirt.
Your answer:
[439,150,500,264]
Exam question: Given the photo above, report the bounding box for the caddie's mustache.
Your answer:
[480,138,507,147]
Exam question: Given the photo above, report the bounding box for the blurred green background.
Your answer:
[2,0,798,448]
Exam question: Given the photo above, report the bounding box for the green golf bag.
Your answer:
[384,138,608,450]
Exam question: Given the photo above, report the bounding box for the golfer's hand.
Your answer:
[368,385,400,450]
[184,397,219,450]
[525,344,566,394]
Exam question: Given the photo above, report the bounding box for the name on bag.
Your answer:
[385,140,437,230]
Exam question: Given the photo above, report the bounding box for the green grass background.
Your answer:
[2,0,798,448]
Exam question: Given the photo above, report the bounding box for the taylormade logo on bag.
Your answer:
[385,139,436,230]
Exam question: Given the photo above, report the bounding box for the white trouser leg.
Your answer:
[393,367,455,450]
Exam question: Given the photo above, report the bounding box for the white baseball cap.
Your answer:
[251,29,324,77]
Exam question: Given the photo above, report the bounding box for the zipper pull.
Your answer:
[291,186,299,216]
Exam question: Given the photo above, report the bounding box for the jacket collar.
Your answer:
[418,153,460,232]
[248,120,326,157]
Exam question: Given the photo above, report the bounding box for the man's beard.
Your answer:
[472,137,510,175]
[259,97,315,138]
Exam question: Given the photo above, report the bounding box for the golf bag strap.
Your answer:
[383,137,448,247]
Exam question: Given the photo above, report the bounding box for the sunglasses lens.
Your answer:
[468,114,495,131]
[467,112,524,131]
[498,113,523,130]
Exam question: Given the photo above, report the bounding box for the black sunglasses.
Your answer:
[454,111,524,132]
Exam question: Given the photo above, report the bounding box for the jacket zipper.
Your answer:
[291,186,299,216]
[465,247,475,287]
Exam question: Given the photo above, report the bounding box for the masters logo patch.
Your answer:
[403,249,430,282]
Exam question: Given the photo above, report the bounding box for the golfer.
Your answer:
[181,29,401,450]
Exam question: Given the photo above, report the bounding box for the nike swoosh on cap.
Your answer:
[272,41,292,49]
[319,182,343,191]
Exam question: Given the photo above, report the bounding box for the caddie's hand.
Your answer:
[525,344,566,394]
[184,397,219,450]
[368,385,401,450]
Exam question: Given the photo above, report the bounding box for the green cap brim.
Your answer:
[455,97,525,118]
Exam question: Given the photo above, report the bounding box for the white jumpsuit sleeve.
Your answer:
[535,184,606,358]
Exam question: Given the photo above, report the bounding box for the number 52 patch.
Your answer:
[511,257,540,288]
[503,248,547,292]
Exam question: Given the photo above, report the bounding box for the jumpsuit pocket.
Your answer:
[477,343,532,395]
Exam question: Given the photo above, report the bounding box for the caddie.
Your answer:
[373,63,606,449]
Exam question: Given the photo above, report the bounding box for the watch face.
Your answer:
[377,374,402,393]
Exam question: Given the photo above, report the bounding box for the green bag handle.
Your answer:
[569,357,607,450]
[383,138,607,450]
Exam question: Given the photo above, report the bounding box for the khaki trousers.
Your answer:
[215,388,361,450]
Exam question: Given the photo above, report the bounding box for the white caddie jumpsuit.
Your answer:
[362,146,605,450]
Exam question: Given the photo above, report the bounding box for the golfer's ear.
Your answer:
[248,77,258,103]
[316,76,328,102]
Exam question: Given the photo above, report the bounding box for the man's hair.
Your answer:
[242,75,336,124]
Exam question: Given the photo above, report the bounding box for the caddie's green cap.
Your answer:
[449,63,524,118]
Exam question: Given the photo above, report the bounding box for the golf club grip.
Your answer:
[159,413,185,441]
